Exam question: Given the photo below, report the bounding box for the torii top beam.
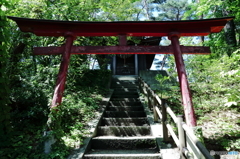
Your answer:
[8,16,234,37]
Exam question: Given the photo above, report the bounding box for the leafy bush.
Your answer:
[46,70,111,158]
[157,50,240,152]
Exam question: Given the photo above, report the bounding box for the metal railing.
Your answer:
[138,77,213,159]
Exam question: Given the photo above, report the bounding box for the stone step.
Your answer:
[112,86,138,90]
[90,137,157,149]
[113,88,138,92]
[101,117,149,126]
[84,153,161,159]
[111,83,137,86]
[112,91,138,95]
[112,82,137,85]
[106,106,144,111]
[111,83,138,87]
[84,149,158,154]
[97,126,151,136]
[110,98,140,102]
[108,101,142,106]
[112,84,137,87]
[111,94,139,98]
[104,111,146,118]
[112,76,137,81]
[112,80,137,83]
[160,148,181,159]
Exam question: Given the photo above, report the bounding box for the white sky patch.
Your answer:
[1,5,7,11]
[150,54,164,70]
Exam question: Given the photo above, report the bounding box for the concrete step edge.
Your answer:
[84,154,161,157]
[93,136,156,139]
[105,111,145,113]
[98,126,151,128]
[97,126,151,136]
[106,105,143,108]
[104,112,146,117]
[112,95,139,97]
[102,117,148,120]
[109,101,142,105]
[110,98,140,101]
[112,92,138,94]
[113,89,138,91]
[106,107,144,111]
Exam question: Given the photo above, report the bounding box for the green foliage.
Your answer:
[0,0,13,151]
[153,0,240,146]
[154,0,189,20]
[155,50,240,152]
[155,74,170,98]
[97,0,139,21]
[183,0,240,56]
[1,0,120,158]
[187,51,240,109]
[7,0,139,21]
[167,4,239,152]
[45,69,111,158]
[1,67,111,159]
[182,50,240,151]
[155,73,182,115]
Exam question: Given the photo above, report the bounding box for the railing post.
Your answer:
[147,86,151,109]
[141,78,144,94]
[177,115,186,158]
[140,78,143,94]
[162,99,168,141]
[138,77,141,93]
[150,89,154,108]
[153,91,158,122]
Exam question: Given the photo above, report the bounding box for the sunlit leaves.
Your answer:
[97,0,139,21]
[154,0,189,21]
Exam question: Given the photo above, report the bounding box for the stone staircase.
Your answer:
[83,76,161,159]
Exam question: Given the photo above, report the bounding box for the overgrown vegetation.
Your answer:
[45,70,111,159]
[187,51,240,152]
[0,0,12,157]
[154,0,240,155]
[156,50,240,153]
[1,0,115,158]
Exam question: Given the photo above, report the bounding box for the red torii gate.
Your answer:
[8,16,234,127]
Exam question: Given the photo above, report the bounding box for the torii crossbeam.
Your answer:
[8,16,234,127]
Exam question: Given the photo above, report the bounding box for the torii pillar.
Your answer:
[51,32,75,108]
[169,33,196,126]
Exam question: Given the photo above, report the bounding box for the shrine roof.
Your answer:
[8,16,234,37]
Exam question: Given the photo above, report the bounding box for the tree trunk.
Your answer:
[224,20,237,47]
[197,0,204,43]
[96,55,108,70]
[222,9,237,48]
